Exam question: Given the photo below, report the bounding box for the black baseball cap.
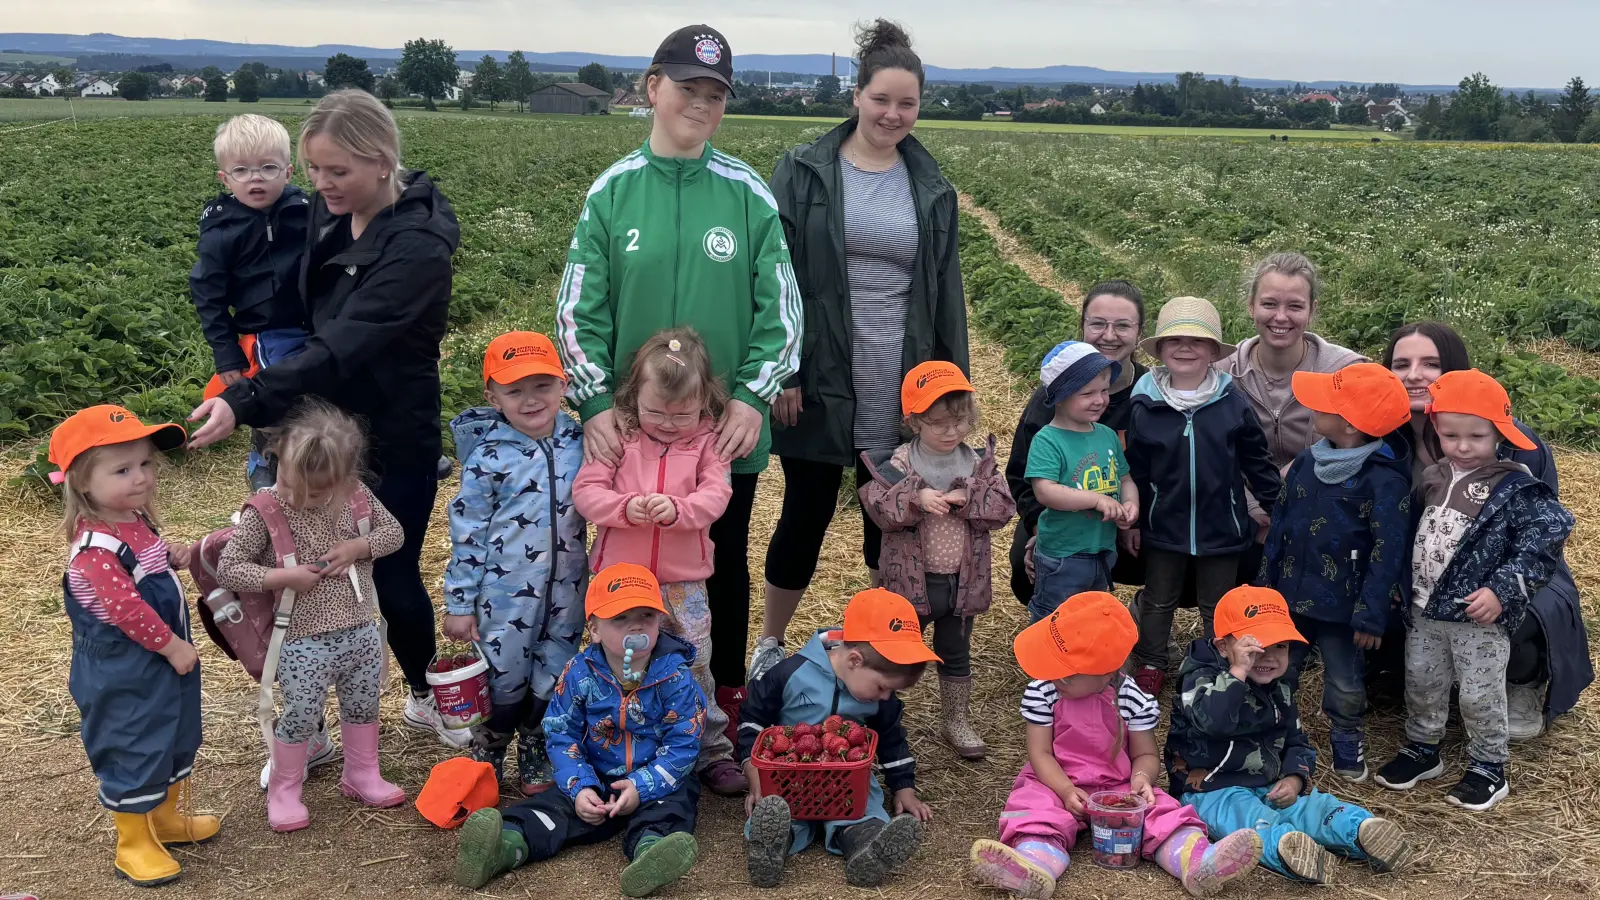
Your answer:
[652,25,736,97]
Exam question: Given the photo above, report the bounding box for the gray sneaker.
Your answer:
[1507,681,1546,741]
[748,637,785,683]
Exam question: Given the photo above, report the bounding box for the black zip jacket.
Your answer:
[221,172,459,474]
[1124,372,1281,556]
[188,186,312,372]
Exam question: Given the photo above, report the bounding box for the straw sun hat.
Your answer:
[1137,296,1236,358]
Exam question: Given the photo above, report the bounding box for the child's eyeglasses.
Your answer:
[640,411,698,428]
[226,164,285,182]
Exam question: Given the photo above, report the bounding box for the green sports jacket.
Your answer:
[554,140,802,474]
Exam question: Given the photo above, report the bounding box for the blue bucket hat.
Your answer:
[1041,340,1122,407]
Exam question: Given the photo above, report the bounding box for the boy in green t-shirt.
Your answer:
[1025,341,1140,622]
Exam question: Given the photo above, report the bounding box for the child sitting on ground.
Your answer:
[574,327,744,794]
[860,361,1016,758]
[217,400,407,832]
[1259,363,1414,782]
[1374,369,1574,811]
[54,405,219,886]
[454,564,707,897]
[971,591,1261,899]
[1023,341,1138,624]
[444,331,589,793]
[738,588,937,889]
[1124,297,1281,697]
[189,113,312,491]
[1167,586,1410,885]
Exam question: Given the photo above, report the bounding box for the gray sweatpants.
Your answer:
[1403,616,1510,764]
[276,622,384,743]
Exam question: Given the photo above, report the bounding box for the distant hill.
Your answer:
[0,32,1496,91]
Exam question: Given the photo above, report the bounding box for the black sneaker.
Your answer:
[1373,742,1444,790]
[1330,731,1369,782]
[1445,761,1509,811]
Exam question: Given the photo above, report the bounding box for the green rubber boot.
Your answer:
[620,832,699,897]
[454,809,528,889]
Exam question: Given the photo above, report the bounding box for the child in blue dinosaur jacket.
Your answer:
[443,331,589,792]
[1374,370,1574,812]
[453,563,707,897]
[1259,363,1414,782]
[1167,586,1411,886]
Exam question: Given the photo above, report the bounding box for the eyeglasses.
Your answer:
[917,418,972,435]
[225,164,285,183]
[640,410,698,428]
[1083,318,1139,337]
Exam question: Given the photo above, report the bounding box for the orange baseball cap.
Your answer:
[901,361,974,416]
[1291,363,1412,438]
[1013,592,1137,681]
[839,588,941,665]
[483,331,565,386]
[415,757,499,829]
[1425,368,1536,451]
[1213,586,1306,646]
[585,563,667,619]
[48,405,185,485]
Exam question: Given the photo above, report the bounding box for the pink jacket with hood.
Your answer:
[573,420,732,584]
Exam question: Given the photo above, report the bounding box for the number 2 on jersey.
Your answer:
[625,228,640,252]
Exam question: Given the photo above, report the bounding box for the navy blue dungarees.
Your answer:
[66,524,204,813]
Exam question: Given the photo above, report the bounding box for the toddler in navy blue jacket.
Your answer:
[1260,363,1414,782]
[189,113,311,489]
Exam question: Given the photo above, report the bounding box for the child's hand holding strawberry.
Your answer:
[892,788,933,823]
[574,787,608,825]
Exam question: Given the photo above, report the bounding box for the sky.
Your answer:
[8,0,1598,87]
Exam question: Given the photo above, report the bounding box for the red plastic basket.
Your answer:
[749,725,878,821]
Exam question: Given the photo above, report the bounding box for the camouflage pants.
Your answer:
[1403,617,1510,763]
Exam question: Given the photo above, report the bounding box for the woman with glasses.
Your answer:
[752,20,968,684]
[188,90,470,750]
[1004,281,1148,605]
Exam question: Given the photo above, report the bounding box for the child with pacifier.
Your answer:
[574,326,744,794]
[454,563,707,897]
[971,592,1262,899]
[216,400,407,832]
[53,405,219,886]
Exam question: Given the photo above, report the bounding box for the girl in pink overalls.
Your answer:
[970,592,1262,898]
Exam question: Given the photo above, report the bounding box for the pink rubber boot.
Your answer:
[338,721,406,808]
[267,738,311,832]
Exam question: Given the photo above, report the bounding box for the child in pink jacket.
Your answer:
[574,327,743,794]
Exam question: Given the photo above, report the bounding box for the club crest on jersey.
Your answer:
[695,38,722,66]
[703,226,737,262]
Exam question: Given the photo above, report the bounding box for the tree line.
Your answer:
[1416,74,1600,143]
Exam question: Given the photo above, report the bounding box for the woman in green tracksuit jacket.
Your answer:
[553,25,803,726]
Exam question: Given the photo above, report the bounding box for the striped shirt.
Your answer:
[1020,676,1161,731]
[842,154,919,452]
[66,517,176,652]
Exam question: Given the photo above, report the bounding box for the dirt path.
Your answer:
[958,191,1084,308]
[1,204,1597,899]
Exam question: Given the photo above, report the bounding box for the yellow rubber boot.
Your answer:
[149,780,221,845]
[112,811,181,887]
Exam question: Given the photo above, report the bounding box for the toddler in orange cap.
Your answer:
[971,592,1261,899]
[739,588,937,889]
[455,563,707,896]
[51,406,220,886]
[860,360,1015,759]
[1374,369,1573,812]
[442,331,589,786]
[1258,362,1413,782]
[1168,586,1410,885]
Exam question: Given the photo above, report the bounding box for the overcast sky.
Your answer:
[10,0,1597,87]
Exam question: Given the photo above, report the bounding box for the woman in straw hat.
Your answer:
[1122,297,1282,698]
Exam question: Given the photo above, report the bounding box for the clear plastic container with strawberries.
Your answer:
[748,715,877,821]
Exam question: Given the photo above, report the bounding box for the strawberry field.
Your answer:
[4,115,1599,454]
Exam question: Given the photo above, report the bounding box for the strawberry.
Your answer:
[845,723,869,747]
[776,753,798,764]
[793,734,821,758]
[845,746,869,762]
[768,734,792,754]
[793,722,817,739]
[822,714,845,734]
[822,734,849,757]
[755,747,774,761]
